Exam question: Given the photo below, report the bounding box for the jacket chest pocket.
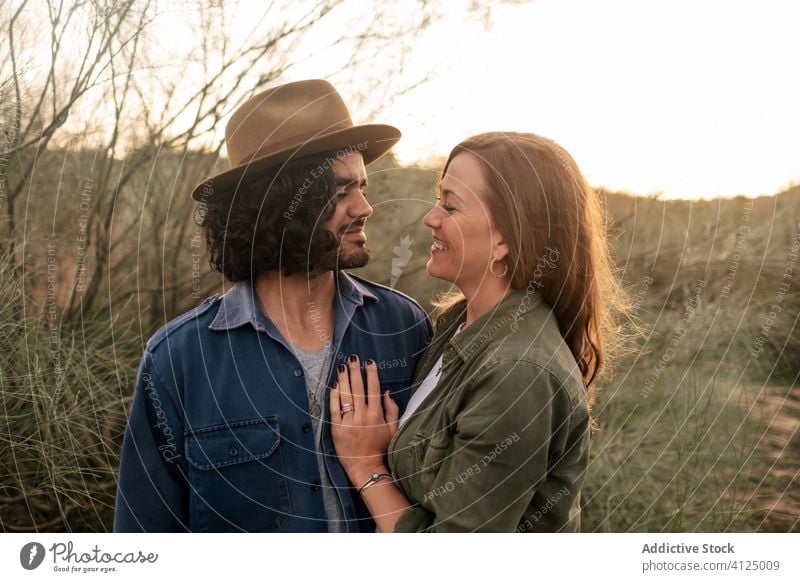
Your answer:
[404,430,450,498]
[415,434,451,473]
[186,417,292,532]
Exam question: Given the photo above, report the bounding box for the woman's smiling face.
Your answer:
[423,151,507,288]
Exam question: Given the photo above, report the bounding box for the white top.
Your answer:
[399,323,464,427]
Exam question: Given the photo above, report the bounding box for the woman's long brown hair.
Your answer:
[441,132,630,407]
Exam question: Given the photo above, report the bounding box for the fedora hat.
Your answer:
[191,79,400,201]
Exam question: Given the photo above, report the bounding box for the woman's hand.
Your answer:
[330,355,400,480]
[330,355,413,532]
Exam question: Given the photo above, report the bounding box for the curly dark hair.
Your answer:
[197,152,344,282]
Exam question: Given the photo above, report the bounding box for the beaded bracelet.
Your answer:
[357,472,393,496]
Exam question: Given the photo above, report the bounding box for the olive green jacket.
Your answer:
[388,289,590,532]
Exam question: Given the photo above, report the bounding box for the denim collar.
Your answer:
[208,270,378,332]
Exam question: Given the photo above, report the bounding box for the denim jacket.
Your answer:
[114,272,431,532]
[388,289,590,532]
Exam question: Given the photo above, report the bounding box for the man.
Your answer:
[114,80,431,532]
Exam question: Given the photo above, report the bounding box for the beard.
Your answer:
[331,219,370,269]
[312,240,370,271]
[335,243,371,269]
[309,222,371,272]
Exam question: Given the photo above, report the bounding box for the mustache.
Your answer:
[338,220,366,235]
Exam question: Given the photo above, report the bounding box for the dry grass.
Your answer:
[1,164,797,531]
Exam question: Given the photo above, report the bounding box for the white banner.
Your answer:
[1,533,797,581]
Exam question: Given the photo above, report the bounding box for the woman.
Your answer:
[330,132,628,532]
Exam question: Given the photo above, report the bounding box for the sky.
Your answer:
[317,0,800,200]
[32,0,799,201]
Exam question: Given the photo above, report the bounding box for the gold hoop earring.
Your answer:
[489,258,508,278]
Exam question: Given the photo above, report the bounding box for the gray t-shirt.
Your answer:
[292,341,346,532]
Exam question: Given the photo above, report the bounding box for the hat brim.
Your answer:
[191,124,400,201]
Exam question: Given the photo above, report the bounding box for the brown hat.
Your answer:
[191,79,400,201]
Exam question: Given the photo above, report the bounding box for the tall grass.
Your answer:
[1,162,797,531]
[0,255,140,531]
[582,190,800,531]
[584,365,783,531]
